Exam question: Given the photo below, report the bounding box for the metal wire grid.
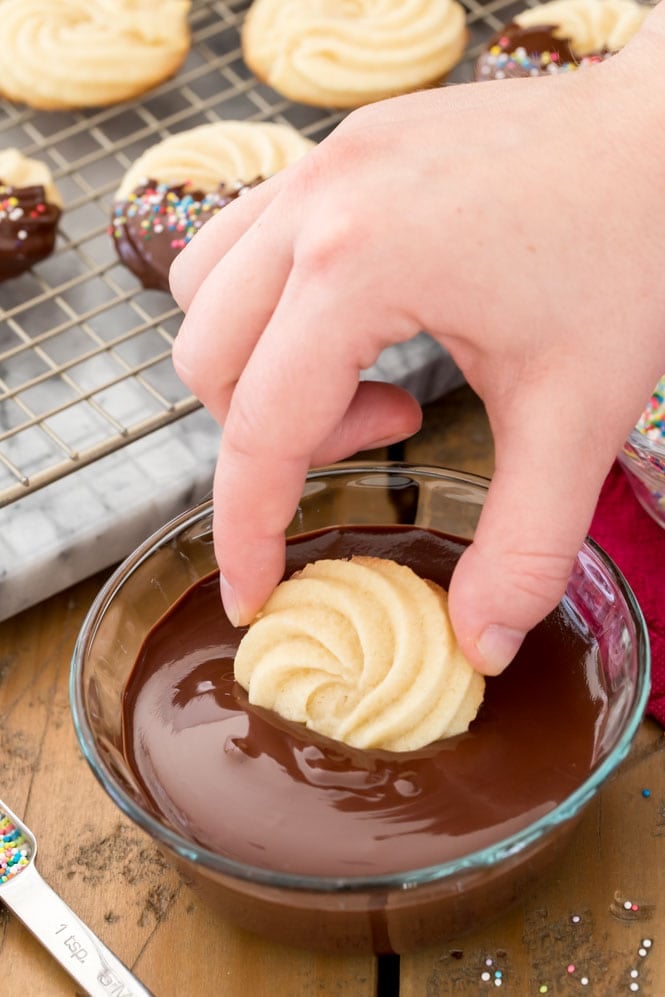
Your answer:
[0,0,538,509]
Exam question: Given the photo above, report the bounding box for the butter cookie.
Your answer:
[0,0,191,109]
[235,556,485,752]
[241,0,467,107]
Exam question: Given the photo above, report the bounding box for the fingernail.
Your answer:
[476,625,526,676]
[220,574,240,627]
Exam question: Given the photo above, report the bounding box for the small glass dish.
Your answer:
[619,427,665,530]
[70,464,650,954]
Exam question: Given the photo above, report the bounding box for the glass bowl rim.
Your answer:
[69,462,651,894]
[624,426,665,459]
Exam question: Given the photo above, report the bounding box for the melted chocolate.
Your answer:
[0,182,61,281]
[122,525,612,878]
[111,178,261,292]
[475,23,611,80]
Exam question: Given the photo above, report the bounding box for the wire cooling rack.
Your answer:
[0,0,549,508]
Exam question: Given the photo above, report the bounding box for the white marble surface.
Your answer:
[0,334,463,622]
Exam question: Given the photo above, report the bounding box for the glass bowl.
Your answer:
[70,463,650,955]
[619,427,665,530]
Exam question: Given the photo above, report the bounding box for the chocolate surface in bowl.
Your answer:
[122,524,615,879]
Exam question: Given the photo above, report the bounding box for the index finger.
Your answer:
[169,171,285,311]
[212,259,413,625]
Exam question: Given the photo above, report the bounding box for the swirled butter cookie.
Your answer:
[475,0,649,80]
[235,556,485,752]
[111,120,314,291]
[0,149,62,281]
[241,0,467,108]
[0,0,191,109]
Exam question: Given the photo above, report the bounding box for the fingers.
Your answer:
[169,171,284,312]
[171,195,294,424]
[210,269,418,625]
[447,379,620,676]
[212,447,308,627]
[309,381,422,465]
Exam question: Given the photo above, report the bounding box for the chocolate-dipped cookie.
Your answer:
[111,180,259,293]
[111,121,314,292]
[475,0,649,81]
[0,149,62,281]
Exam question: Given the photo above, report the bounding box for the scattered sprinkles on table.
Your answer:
[479,955,504,987]
[0,812,31,885]
[629,936,654,991]
[463,915,654,991]
[638,937,653,958]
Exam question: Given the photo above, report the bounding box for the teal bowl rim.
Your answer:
[69,463,651,893]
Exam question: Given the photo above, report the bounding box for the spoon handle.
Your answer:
[1,863,153,997]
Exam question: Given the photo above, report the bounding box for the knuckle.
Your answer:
[171,334,196,387]
[503,550,575,609]
[172,335,233,418]
[224,389,264,454]
[298,211,358,275]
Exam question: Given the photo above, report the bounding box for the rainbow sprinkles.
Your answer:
[621,373,665,528]
[636,375,665,444]
[0,811,31,884]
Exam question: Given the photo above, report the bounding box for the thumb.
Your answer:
[447,391,618,676]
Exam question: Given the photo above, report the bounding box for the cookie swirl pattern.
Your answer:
[235,556,485,752]
[0,0,191,110]
[115,121,314,200]
[241,0,467,108]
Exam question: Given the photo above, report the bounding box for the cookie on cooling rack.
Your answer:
[241,0,468,108]
[0,0,191,110]
[475,0,649,80]
[110,120,315,292]
[0,149,63,282]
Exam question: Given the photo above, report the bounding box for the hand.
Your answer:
[171,15,665,675]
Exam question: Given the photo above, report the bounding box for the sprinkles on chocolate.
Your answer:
[475,23,611,81]
[110,178,260,292]
[476,36,610,79]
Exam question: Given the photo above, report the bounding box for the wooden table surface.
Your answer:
[1,385,663,997]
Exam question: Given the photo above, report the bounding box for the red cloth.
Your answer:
[589,462,665,727]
